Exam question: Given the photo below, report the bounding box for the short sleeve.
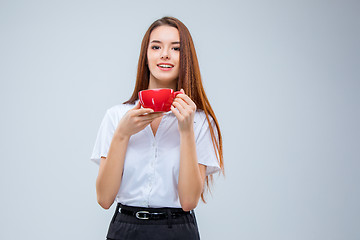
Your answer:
[196,114,221,176]
[90,109,117,165]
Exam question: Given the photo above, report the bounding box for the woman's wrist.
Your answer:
[179,128,195,138]
[114,130,131,141]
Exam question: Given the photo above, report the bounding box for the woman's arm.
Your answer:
[178,130,207,211]
[96,101,163,209]
[96,134,129,209]
[171,89,206,211]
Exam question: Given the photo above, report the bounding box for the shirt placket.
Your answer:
[146,139,158,206]
[144,114,170,207]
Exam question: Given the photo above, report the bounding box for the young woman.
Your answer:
[90,16,224,240]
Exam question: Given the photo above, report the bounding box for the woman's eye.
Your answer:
[173,47,180,51]
[151,46,160,50]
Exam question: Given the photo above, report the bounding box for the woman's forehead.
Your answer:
[149,26,180,43]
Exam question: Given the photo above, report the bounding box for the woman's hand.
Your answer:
[115,101,163,139]
[171,89,197,133]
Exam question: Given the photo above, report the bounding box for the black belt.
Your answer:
[118,204,191,220]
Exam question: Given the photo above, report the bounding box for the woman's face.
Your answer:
[147,26,180,87]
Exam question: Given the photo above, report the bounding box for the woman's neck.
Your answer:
[148,76,177,90]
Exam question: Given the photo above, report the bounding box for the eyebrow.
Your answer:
[150,40,180,44]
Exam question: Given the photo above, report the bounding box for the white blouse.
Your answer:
[90,100,221,208]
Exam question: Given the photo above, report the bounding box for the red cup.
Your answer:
[138,88,182,112]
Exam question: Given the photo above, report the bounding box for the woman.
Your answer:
[90,16,224,240]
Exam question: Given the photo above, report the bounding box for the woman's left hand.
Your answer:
[171,89,197,133]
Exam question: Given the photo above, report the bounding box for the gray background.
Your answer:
[1,0,359,239]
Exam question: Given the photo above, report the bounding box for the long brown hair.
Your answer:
[124,16,224,202]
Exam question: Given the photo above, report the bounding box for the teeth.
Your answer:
[158,64,173,68]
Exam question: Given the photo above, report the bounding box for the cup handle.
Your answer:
[173,91,182,98]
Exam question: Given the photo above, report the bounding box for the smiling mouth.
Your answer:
[157,64,174,71]
[157,64,174,68]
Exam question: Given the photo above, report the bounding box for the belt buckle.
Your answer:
[135,211,150,220]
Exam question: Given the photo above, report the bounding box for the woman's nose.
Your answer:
[160,49,170,59]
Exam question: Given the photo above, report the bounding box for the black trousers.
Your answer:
[106,203,200,240]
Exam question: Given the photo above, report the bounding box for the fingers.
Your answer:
[171,90,197,120]
[170,105,181,118]
[173,97,194,115]
[172,101,186,114]
[134,108,154,116]
[133,101,156,115]
[133,100,142,109]
[174,93,196,110]
[139,112,164,121]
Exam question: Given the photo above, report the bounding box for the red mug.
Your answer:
[138,88,182,112]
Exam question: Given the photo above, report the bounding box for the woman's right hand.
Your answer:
[115,101,163,138]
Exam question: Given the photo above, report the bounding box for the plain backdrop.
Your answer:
[1,0,359,239]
